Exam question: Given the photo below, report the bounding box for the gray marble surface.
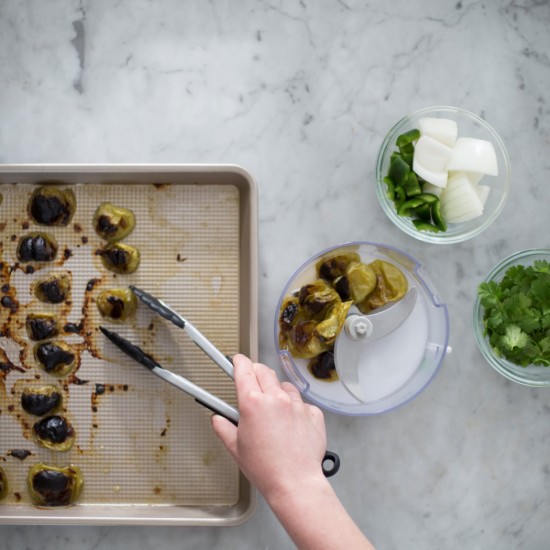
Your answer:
[1,0,549,548]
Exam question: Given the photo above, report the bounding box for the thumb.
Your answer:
[211,414,239,460]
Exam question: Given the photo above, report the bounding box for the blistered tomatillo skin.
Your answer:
[27,463,83,506]
[356,260,408,313]
[0,467,8,501]
[316,252,361,282]
[279,277,352,360]
[309,350,338,381]
[96,288,137,321]
[93,202,136,242]
[28,186,76,226]
[33,341,77,377]
[98,242,140,274]
[32,415,75,452]
[17,233,58,263]
[33,272,71,304]
[298,280,341,318]
[333,262,377,303]
[21,386,63,416]
[25,314,59,341]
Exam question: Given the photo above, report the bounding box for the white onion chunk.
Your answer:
[446,138,498,176]
[418,117,458,147]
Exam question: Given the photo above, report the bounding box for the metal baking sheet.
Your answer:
[0,165,258,525]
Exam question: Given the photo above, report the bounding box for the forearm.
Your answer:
[265,475,376,550]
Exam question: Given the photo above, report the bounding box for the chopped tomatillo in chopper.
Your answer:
[357,260,408,313]
[279,253,408,379]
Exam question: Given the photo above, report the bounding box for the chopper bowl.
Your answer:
[274,242,450,415]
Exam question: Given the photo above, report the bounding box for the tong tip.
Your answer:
[99,325,158,371]
[99,325,127,349]
[99,325,115,340]
[129,286,186,329]
[129,285,142,297]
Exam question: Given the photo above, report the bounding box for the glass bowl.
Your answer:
[473,249,550,387]
[274,242,450,415]
[376,106,511,244]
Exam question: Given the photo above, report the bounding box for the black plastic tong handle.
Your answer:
[321,451,340,477]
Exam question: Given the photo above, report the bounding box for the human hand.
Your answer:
[211,354,328,502]
[213,355,375,550]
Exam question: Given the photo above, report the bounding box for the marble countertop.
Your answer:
[1,0,549,548]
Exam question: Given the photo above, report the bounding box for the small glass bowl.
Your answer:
[473,249,550,387]
[375,106,511,244]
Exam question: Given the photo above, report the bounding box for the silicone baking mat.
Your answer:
[0,176,249,519]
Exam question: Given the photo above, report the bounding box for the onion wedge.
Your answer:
[446,138,498,176]
[413,136,453,187]
[419,117,458,147]
[440,172,484,223]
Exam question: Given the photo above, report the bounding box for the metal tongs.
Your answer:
[100,286,340,477]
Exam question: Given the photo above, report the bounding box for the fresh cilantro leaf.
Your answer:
[533,260,550,274]
[516,309,541,334]
[500,325,529,350]
[478,281,501,305]
[478,259,550,367]
[531,277,550,307]
[538,336,550,355]
[485,307,505,331]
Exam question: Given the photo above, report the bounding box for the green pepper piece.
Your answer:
[403,171,422,197]
[399,142,414,156]
[388,155,410,187]
[398,198,425,217]
[413,203,432,221]
[393,185,406,210]
[415,192,439,205]
[396,129,420,149]
[394,185,406,201]
[400,152,414,167]
[431,200,447,232]
[413,219,440,232]
[383,177,395,201]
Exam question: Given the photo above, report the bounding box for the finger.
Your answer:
[233,354,261,398]
[211,414,238,459]
[253,362,282,393]
[281,381,303,402]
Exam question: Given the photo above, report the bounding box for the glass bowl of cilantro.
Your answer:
[473,249,550,386]
[375,106,511,244]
